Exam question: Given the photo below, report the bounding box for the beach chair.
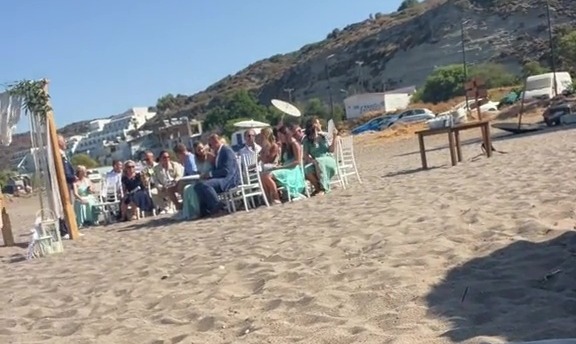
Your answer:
[226,153,269,212]
[337,136,362,186]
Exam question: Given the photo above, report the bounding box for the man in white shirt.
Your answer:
[238,129,261,162]
[105,160,123,195]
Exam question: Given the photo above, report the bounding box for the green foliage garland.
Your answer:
[5,79,52,119]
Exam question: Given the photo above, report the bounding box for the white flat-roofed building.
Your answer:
[75,107,156,156]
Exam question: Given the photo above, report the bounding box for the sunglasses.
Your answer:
[161,155,170,159]
[127,165,135,168]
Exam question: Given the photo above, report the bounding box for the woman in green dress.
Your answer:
[261,124,307,203]
[303,117,339,195]
[182,142,215,219]
[72,165,99,227]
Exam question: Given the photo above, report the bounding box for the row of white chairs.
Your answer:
[89,136,362,220]
[222,135,362,212]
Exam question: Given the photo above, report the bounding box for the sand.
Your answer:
[2,124,576,344]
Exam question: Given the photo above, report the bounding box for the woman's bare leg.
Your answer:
[120,202,128,220]
[261,173,280,202]
[306,172,321,193]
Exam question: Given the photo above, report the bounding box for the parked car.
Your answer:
[351,115,391,135]
[543,101,576,126]
[383,108,436,128]
[86,169,102,185]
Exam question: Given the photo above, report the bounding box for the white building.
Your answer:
[343,87,415,119]
[74,107,156,156]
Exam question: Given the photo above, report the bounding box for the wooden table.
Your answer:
[415,120,492,169]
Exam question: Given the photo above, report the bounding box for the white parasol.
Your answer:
[326,119,336,143]
[233,119,270,128]
[271,99,301,117]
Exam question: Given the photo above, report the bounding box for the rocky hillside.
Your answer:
[151,0,575,123]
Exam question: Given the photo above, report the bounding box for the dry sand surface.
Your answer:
[2,125,576,344]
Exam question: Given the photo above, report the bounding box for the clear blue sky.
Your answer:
[3,0,402,132]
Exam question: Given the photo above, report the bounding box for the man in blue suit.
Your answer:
[58,135,76,187]
[194,134,240,217]
[58,135,78,238]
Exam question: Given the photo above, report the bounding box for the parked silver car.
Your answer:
[382,108,435,128]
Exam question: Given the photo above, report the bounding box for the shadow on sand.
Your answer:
[425,231,576,342]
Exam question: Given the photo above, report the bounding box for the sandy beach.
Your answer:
[2,124,576,344]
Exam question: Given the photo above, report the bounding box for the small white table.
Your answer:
[179,174,201,182]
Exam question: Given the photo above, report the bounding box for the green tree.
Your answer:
[303,98,329,119]
[203,90,276,137]
[0,170,16,189]
[418,65,466,103]
[468,63,516,89]
[417,63,517,103]
[397,0,419,11]
[521,61,550,78]
[70,154,99,168]
[559,30,576,70]
[156,94,176,113]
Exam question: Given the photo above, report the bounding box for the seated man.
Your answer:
[238,129,261,163]
[173,143,198,176]
[153,151,184,211]
[105,159,123,196]
[194,134,241,217]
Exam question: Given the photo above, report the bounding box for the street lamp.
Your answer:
[325,54,335,116]
[546,0,558,96]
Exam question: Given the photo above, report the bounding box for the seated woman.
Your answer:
[303,116,339,195]
[72,165,98,227]
[261,123,306,203]
[120,160,154,221]
[182,142,214,220]
[258,127,280,171]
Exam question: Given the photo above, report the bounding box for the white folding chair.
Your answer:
[227,153,269,211]
[337,136,362,186]
[93,181,121,224]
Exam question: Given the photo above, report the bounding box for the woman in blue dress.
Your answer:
[261,123,306,203]
[72,165,99,227]
[182,142,215,219]
[120,160,154,220]
[303,116,339,195]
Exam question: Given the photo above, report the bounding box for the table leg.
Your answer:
[447,131,457,166]
[454,130,462,162]
[484,124,493,157]
[418,134,428,169]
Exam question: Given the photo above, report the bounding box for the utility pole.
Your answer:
[461,16,470,112]
[546,0,558,96]
[283,88,294,102]
[355,61,364,94]
[325,54,335,116]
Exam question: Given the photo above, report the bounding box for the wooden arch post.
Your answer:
[44,81,79,240]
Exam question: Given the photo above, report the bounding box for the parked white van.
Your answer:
[523,72,572,101]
